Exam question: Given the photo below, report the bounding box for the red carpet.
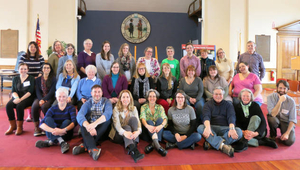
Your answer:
[0,104,299,167]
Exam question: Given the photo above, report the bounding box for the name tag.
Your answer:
[281,109,289,114]
[170,64,174,69]
[23,81,30,87]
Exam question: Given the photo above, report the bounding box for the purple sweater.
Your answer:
[102,74,128,98]
[77,51,96,78]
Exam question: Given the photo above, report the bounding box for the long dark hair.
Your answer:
[42,63,55,89]
[65,43,76,56]
[26,41,40,60]
[100,41,111,61]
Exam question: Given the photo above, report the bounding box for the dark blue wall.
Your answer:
[78,11,200,62]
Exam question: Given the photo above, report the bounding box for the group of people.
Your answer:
[4,40,296,162]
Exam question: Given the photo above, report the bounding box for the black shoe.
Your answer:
[73,143,87,155]
[35,140,51,148]
[88,148,101,161]
[60,142,69,154]
[165,142,177,150]
[157,147,168,157]
[203,141,211,150]
[128,144,144,163]
[144,143,154,154]
[233,137,248,153]
[260,137,278,149]
[190,143,195,150]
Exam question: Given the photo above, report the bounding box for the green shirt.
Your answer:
[140,104,168,126]
[161,58,180,80]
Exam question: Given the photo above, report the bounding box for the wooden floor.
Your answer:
[1,89,300,170]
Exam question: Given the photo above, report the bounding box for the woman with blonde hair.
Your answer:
[130,62,155,112]
[109,90,144,163]
[115,43,136,82]
[55,59,80,105]
[57,43,78,78]
[157,63,178,114]
[215,48,234,84]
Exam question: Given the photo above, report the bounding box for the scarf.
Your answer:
[241,102,252,118]
[120,56,131,71]
[65,74,73,84]
[133,74,150,98]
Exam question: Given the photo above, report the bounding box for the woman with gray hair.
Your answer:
[76,65,101,111]
[233,88,277,152]
[35,87,77,154]
[140,89,168,156]
[77,39,96,78]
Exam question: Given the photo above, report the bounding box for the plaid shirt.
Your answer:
[89,100,105,123]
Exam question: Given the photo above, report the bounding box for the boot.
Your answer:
[5,120,16,135]
[34,121,43,137]
[232,137,248,152]
[128,144,144,163]
[259,137,278,149]
[15,121,23,135]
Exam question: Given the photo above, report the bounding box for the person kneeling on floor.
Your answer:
[73,84,112,161]
[35,87,77,154]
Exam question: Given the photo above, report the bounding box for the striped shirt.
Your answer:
[19,55,45,77]
[41,103,77,127]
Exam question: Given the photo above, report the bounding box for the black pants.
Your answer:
[31,98,55,122]
[81,120,111,150]
[6,97,34,121]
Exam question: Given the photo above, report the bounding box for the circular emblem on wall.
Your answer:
[121,13,151,44]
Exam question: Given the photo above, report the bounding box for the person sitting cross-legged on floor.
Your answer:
[35,87,77,154]
[267,80,297,146]
[109,90,144,163]
[162,90,202,150]
[233,88,278,152]
[197,86,243,157]
[73,84,112,161]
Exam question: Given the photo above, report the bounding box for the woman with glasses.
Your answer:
[57,43,78,79]
[137,47,160,81]
[102,61,128,105]
[215,48,234,84]
[130,62,155,113]
[48,40,65,76]
[162,90,201,150]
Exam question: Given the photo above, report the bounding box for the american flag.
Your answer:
[35,16,41,54]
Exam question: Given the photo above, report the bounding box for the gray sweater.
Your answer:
[203,76,229,100]
[95,53,115,81]
[179,77,204,102]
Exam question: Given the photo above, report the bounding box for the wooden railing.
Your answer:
[188,0,202,23]
[78,0,87,16]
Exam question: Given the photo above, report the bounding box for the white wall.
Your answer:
[0,0,77,65]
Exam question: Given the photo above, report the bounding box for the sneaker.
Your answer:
[34,128,43,137]
[89,148,101,161]
[35,140,51,148]
[221,144,234,157]
[203,141,211,150]
[60,142,69,154]
[26,117,33,122]
[73,143,87,155]
[165,142,177,150]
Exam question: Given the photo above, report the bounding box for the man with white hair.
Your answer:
[197,86,242,157]
[73,84,112,161]
[236,41,265,80]
[76,64,101,111]
[35,87,77,154]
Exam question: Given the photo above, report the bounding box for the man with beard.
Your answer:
[267,80,296,146]
[73,84,112,160]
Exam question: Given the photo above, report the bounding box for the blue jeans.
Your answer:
[162,130,201,149]
[146,117,164,141]
[44,117,73,142]
[197,125,242,150]
[186,97,205,124]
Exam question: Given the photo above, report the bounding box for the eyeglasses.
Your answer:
[146,51,153,53]
[138,68,145,70]
[43,67,50,69]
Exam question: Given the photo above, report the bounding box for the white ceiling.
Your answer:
[85,0,195,13]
